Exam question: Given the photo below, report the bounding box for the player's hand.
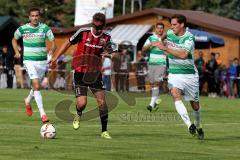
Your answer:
[49,58,57,68]
[152,42,167,51]
[48,50,54,56]
[14,52,21,59]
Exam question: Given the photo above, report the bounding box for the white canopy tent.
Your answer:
[109,24,152,61]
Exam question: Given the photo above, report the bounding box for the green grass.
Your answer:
[0,89,240,160]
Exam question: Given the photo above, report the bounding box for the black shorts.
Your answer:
[73,71,104,97]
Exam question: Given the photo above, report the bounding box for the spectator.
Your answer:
[220,65,229,97]
[214,65,221,95]
[112,51,121,91]
[1,45,15,88]
[136,51,147,91]
[206,52,218,97]
[194,51,206,95]
[53,73,65,90]
[57,55,66,77]
[237,59,240,97]
[119,49,131,92]
[102,54,112,91]
[228,58,238,98]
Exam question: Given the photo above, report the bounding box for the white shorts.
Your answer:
[168,73,199,102]
[23,60,48,81]
[147,65,166,83]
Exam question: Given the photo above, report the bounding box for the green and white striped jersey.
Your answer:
[144,34,166,65]
[14,23,55,61]
[165,29,197,74]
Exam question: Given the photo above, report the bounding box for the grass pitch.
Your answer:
[0,89,240,160]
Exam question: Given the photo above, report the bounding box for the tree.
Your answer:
[0,0,239,28]
[114,0,240,20]
[0,0,74,27]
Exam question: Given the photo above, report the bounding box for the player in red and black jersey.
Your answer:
[51,13,114,139]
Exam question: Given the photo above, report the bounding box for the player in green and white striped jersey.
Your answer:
[12,7,57,123]
[142,22,166,112]
[157,14,204,140]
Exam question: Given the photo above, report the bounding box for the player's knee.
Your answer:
[97,99,107,109]
[99,103,108,112]
[97,100,106,108]
[77,105,86,111]
[32,80,41,90]
[171,90,181,100]
[153,83,159,88]
[32,84,40,90]
[191,101,200,110]
[77,101,87,109]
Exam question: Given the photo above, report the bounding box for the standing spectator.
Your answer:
[228,58,238,98]
[206,52,218,97]
[214,65,222,96]
[57,55,66,77]
[136,51,147,91]
[194,51,206,95]
[112,51,121,91]
[220,65,229,97]
[119,49,130,92]
[53,73,65,90]
[102,54,112,91]
[237,59,240,97]
[1,45,15,88]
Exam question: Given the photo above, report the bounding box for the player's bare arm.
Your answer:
[142,41,164,54]
[50,40,71,66]
[141,44,151,54]
[12,37,21,59]
[160,31,167,40]
[48,39,57,56]
[157,43,189,59]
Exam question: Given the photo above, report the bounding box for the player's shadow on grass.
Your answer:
[54,90,119,122]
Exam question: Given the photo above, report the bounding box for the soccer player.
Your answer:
[142,22,166,112]
[12,7,57,123]
[156,14,204,139]
[50,13,113,139]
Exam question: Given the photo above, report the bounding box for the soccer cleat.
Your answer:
[152,103,159,112]
[155,98,162,105]
[41,115,49,123]
[188,124,197,136]
[101,131,112,139]
[196,128,204,140]
[24,99,33,116]
[147,105,152,112]
[73,113,80,130]
[152,100,161,112]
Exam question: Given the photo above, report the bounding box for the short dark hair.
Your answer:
[93,12,106,24]
[233,57,239,61]
[29,7,40,15]
[211,52,216,56]
[156,22,164,28]
[171,14,187,27]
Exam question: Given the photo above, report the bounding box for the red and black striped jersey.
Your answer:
[69,27,113,73]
